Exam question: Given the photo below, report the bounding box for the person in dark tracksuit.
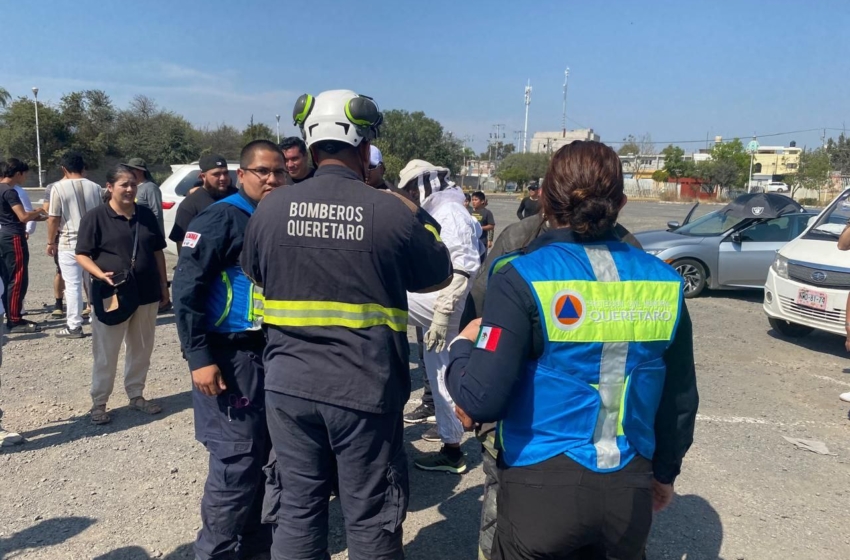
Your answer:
[173,140,286,560]
[447,141,698,560]
[241,90,452,560]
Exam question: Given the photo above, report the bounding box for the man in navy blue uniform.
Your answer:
[173,139,286,560]
[241,90,452,560]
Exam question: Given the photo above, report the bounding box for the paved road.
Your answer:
[1,200,848,559]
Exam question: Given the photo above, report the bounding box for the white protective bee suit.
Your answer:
[404,160,481,445]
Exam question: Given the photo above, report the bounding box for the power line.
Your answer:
[605,127,833,145]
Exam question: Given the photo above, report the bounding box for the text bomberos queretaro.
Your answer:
[288,202,366,241]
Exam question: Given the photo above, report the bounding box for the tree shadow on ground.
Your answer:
[0,516,96,559]
[3,391,192,455]
[404,486,482,560]
[647,493,724,560]
[92,542,194,559]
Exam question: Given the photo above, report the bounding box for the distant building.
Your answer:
[530,129,600,153]
[459,159,498,191]
[752,145,801,180]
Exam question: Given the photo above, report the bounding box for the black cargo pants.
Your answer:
[264,391,408,560]
[193,334,271,560]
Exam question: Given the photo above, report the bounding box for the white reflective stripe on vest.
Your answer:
[584,244,627,470]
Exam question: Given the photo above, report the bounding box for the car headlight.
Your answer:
[772,254,789,279]
[645,249,666,257]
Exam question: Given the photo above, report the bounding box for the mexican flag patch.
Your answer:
[475,326,502,352]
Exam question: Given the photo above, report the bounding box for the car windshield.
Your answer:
[808,189,850,238]
[675,211,747,237]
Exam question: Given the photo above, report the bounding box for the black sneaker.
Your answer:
[422,425,441,443]
[7,320,41,333]
[414,446,467,474]
[404,403,436,424]
[55,326,84,339]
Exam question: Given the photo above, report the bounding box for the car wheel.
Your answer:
[673,259,706,298]
[768,317,814,338]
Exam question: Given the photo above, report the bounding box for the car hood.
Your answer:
[779,235,850,268]
[633,229,707,249]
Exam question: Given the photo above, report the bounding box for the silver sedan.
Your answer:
[635,207,816,297]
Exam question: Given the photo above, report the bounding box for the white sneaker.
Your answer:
[840,392,850,403]
[0,426,24,446]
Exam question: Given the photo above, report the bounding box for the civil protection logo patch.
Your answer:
[551,290,586,331]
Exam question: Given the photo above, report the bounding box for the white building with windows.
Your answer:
[530,129,600,153]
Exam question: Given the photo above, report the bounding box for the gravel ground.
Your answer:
[1,198,848,559]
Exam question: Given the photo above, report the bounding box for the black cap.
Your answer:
[528,183,540,190]
[199,154,228,172]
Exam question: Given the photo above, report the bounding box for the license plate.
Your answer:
[797,288,827,310]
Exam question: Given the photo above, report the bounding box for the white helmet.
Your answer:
[292,89,382,149]
[398,159,458,207]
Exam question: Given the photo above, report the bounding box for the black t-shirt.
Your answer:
[0,184,25,237]
[470,207,496,244]
[517,196,542,220]
[169,186,237,245]
[76,203,167,305]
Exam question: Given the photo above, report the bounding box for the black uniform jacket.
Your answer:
[242,164,452,414]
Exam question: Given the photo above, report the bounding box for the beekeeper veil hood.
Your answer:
[398,159,464,214]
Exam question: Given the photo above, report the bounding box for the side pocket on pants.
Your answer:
[261,449,282,524]
[381,447,409,533]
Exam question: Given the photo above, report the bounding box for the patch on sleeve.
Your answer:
[182,232,201,248]
[475,326,502,352]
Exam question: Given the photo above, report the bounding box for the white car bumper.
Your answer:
[763,268,848,336]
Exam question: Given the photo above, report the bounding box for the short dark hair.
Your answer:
[279,136,307,155]
[471,190,486,201]
[60,151,87,174]
[313,140,359,158]
[241,139,283,169]
[464,192,471,202]
[0,158,29,178]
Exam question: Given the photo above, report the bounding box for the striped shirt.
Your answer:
[48,179,103,251]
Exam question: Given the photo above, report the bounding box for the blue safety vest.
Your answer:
[205,193,264,333]
[497,241,683,472]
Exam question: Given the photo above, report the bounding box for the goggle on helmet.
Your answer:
[292,90,383,149]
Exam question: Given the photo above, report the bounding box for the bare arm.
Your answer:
[46,216,61,255]
[11,204,47,223]
[838,225,850,251]
[75,254,114,285]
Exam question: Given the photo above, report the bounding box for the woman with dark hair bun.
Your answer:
[445,141,700,560]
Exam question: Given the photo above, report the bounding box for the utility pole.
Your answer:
[32,87,43,189]
[522,82,531,152]
[275,114,281,144]
[562,68,569,138]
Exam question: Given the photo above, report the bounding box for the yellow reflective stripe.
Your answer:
[533,280,681,343]
[214,271,233,327]
[250,285,265,319]
[262,300,408,332]
[616,375,629,437]
[424,223,442,243]
[491,254,519,276]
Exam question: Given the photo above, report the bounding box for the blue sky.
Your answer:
[4,0,849,153]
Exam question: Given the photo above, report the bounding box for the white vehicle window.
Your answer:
[809,190,850,238]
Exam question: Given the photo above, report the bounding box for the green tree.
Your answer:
[0,97,70,171]
[696,138,750,192]
[241,118,275,144]
[660,145,695,179]
[827,134,850,175]
[198,124,243,160]
[651,169,669,183]
[59,90,117,168]
[0,87,11,108]
[374,109,464,182]
[794,148,831,198]
[115,95,199,165]
[496,152,550,189]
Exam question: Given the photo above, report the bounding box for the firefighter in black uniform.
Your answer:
[173,139,286,560]
[241,90,453,560]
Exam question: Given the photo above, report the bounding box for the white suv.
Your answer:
[764,188,850,338]
[765,182,789,193]
[160,162,240,255]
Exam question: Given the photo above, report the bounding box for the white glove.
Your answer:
[424,273,470,352]
[424,309,451,353]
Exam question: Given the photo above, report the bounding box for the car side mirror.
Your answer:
[667,221,680,231]
[731,232,742,244]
